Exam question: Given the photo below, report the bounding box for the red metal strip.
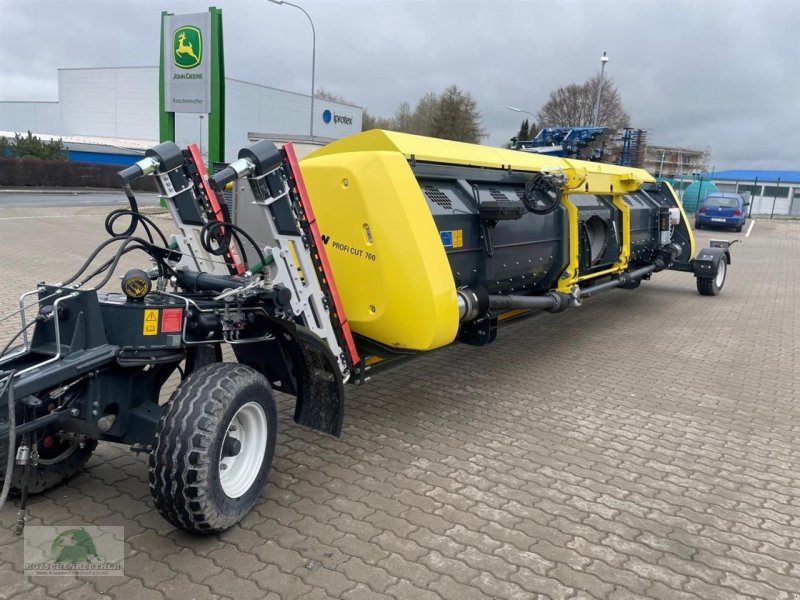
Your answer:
[282,143,360,366]
[186,143,245,274]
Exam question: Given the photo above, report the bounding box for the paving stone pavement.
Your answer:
[1,206,799,600]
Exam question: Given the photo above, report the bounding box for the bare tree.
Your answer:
[392,102,414,133]
[537,74,629,133]
[429,85,485,143]
[315,89,350,103]
[352,86,487,144]
[408,92,439,136]
[362,109,392,131]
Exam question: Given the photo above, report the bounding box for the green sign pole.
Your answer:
[159,10,176,143]
[208,6,225,166]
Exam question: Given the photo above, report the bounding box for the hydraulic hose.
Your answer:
[199,221,266,268]
[87,237,153,291]
[522,173,562,215]
[0,370,17,512]
[59,236,129,287]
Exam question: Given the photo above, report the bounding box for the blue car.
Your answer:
[695,192,748,232]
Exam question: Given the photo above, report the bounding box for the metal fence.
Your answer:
[672,176,800,217]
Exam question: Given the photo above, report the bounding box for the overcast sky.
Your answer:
[1,0,797,169]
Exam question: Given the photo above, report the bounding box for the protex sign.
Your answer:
[322,109,353,126]
[163,12,211,113]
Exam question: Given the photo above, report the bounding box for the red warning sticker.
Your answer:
[161,308,183,333]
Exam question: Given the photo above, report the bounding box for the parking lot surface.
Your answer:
[1,206,799,600]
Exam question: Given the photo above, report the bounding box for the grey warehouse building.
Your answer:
[0,67,363,162]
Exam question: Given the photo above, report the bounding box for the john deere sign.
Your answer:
[173,26,202,69]
[162,12,211,113]
[160,7,225,165]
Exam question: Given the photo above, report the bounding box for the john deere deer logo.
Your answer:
[51,528,100,564]
[173,26,202,69]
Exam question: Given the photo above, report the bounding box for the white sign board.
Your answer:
[163,12,211,113]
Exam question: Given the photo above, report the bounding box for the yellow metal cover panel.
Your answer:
[307,129,567,171]
[308,130,656,193]
[299,150,459,351]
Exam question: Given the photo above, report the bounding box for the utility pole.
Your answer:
[592,52,609,126]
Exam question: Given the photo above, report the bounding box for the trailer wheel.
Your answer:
[697,254,727,296]
[149,362,276,534]
[0,438,97,495]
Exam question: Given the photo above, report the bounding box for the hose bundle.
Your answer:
[522,173,562,215]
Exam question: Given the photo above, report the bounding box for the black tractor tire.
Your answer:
[184,343,222,378]
[0,438,97,495]
[697,255,727,296]
[149,362,276,534]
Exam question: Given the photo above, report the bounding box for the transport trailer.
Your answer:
[0,130,732,535]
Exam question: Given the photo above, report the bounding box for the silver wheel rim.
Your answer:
[219,401,268,499]
[715,259,726,288]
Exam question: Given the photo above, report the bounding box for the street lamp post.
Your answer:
[506,106,536,141]
[592,51,609,126]
[268,0,316,139]
[505,106,536,119]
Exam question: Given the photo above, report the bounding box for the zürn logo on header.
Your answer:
[173,26,202,69]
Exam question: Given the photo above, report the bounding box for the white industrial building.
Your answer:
[0,67,363,162]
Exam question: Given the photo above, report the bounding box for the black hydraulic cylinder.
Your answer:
[176,270,245,293]
[239,140,282,176]
[145,141,185,172]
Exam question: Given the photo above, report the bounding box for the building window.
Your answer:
[762,186,790,198]
[737,184,762,197]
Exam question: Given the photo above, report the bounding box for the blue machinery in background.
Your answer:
[618,128,648,167]
[511,127,648,168]
[511,127,608,160]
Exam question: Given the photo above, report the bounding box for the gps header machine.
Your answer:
[0,130,732,534]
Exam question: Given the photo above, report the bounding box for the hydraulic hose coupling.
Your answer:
[210,158,255,192]
[15,444,30,466]
[544,291,574,313]
[117,156,159,186]
[209,140,283,192]
[457,287,489,322]
[117,141,186,186]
